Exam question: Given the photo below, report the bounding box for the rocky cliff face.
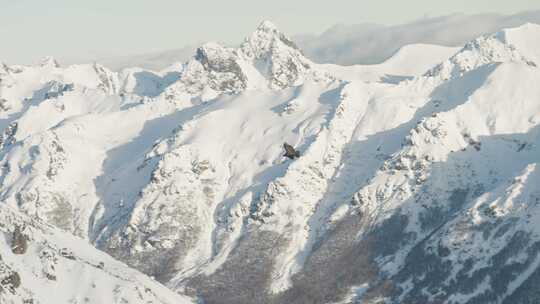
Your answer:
[0,21,539,304]
[166,21,330,100]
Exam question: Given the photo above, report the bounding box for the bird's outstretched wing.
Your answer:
[284,143,295,154]
[283,142,299,159]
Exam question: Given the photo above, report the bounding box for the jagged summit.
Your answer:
[257,20,279,31]
[0,62,10,79]
[239,20,319,88]
[39,56,60,68]
[169,21,326,96]
[0,61,9,71]
[426,23,540,80]
[241,20,302,58]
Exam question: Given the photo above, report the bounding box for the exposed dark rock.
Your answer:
[103,221,201,283]
[185,229,286,304]
[437,242,451,258]
[279,34,301,51]
[44,273,56,281]
[0,122,18,150]
[278,214,377,304]
[59,248,76,260]
[43,81,74,100]
[195,45,248,93]
[383,230,540,304]
[0,270,21,294]
[11,226,28,255]
[0,98,10,111]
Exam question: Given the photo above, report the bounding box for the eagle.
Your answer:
[283,142,300,159]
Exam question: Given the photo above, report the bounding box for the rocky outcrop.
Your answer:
[10,226,27,255]
[168,21,329,98]
[240,20,315,89]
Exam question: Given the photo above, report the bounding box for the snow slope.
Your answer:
[1,21,540,304]
[322,43,459,82]
[0,204,193,304]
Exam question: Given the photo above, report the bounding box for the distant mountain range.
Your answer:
[91,11,540,71]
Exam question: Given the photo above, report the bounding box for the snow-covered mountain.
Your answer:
[0,203,192,304]
[1,21,540,304]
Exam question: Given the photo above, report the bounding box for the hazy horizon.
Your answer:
[1,0,539,65]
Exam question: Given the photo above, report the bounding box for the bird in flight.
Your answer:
[283,142,300,159]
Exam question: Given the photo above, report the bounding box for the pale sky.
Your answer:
[1,0,539,64]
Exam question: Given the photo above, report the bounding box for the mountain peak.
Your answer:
[256,20,279,33]
[173,21,316,94]
[425,24,538,80]
[195,42,230,60]
[40,56,60,68]
[0,61,9,73]
[242,20,301,57]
